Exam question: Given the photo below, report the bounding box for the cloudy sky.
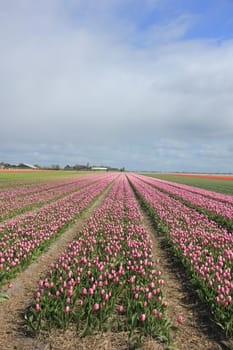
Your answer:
[1,0,233,172]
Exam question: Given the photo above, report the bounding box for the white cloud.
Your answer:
[1,1,233,171]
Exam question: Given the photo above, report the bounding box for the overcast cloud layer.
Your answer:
[1,0,233,172]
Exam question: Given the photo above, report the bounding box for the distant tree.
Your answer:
[51,164,60,170]
[73,164,83,170]
[34,164,41,169]
[64,164,72,170]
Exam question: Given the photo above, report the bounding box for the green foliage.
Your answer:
[0,293,9,302]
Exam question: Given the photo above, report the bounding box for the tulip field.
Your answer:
[0,171,232,349]
[0,173,116,284]
[0,174,103,221]
[137,174,233,231]
[26,175,171,342]
[128,173,233,335]
[144,173,233,196]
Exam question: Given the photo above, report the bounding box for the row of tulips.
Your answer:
[136,175,233,231]
[0,178,53,193]
[143,175,233,205]
[26,174,171,344]
[128,174,233,335]
[0,175,80,198]
[0,175,104,222]
[0,173,117,285]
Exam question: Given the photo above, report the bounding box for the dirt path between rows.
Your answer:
[139,207,233,350]
[0,183,113,350]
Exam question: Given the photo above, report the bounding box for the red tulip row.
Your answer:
[128,174,233,335]
[26,174,172,344]
[0,173,117,284]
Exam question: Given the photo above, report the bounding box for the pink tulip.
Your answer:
[64,306,70,313]
[177,315,184,324]
[82,288,87,295]
[118,305,125,313]
[93,303,99,311]
[140,314,146,322]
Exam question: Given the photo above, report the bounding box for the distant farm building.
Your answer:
[91,167,108,171]
[18,163,37,169]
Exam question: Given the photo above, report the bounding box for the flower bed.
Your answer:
[128,174,233,335]
[142,174,233,205]
[0,175,104,221]
[0,174,117,284]
[26,175,171,344]
[137,174,233,226]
